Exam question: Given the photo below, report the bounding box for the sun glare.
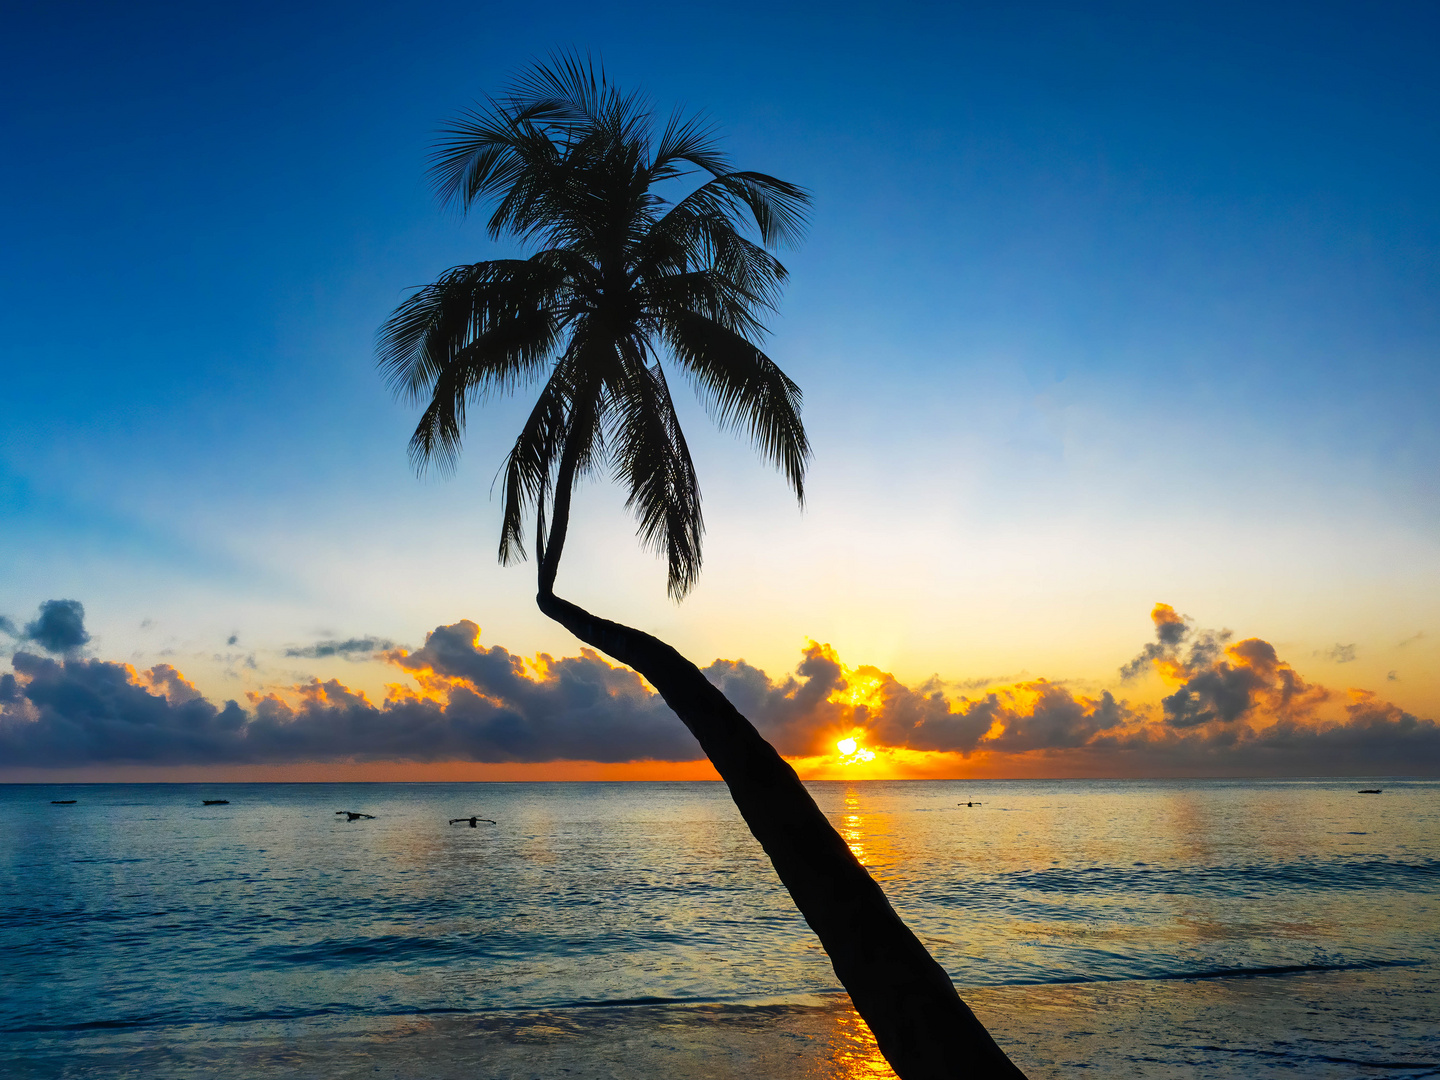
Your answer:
[836,737,876,763]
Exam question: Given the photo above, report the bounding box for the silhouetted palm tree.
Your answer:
[380,56,1025,1080]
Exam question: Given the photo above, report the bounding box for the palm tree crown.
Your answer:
[379,56,812,598]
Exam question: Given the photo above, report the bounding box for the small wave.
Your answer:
[0,993,796,1036]
[1,1003,367,1035]
[481,993,741,1011]
[928,856,1440,904]
[0,907,173,930]
[1195,1044,1439,1070]
[246,927,695,969]
[999,957,1423,986]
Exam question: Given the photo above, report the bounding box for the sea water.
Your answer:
[1,779,1436,1078]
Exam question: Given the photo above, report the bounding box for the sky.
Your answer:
[2,0,1437,780]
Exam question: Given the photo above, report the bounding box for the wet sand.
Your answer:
[14,964,1437,1079]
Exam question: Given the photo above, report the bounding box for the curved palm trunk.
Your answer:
[534,584,1027,1079]
[532,438,1025,1078]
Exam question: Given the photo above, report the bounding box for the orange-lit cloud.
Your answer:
[1,604,1436,778]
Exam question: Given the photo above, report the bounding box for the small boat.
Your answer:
[449,816,497,827]
[1357,789,1382,794]
[202,799,230,805]
[50,800,77,805]
[336,811,375,821]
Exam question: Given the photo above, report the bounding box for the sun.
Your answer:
[836,736,876,763]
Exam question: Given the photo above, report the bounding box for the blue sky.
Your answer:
[2,0,1437,726]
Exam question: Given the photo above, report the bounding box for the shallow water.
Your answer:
[2,779,1436,1077]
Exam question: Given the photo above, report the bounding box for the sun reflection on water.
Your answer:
[820,1005,897,1079]
[842,788,866,863]
[835,785,898,879]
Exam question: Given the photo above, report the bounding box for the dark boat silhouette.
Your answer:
[50,800,77,805]
[203,799,230,805]
[1357,789,1383,794]
[449,816,497,827]
[336,811,375,820]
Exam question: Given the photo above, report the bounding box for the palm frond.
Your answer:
[664,312,810,503]
[640,269,768,340]
[724,172,810,248]
[377,259,565,407]
[648,110,729,182]
[637,175,800,309]
[610,348,704,599]
[387,56,810,596]
[520,52,653,150]
[647,172,809,251]
[498,375,568,564]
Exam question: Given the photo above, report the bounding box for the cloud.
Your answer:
[705,645,1176,760]
[1071,688,1440,777]
[1325,643,1358,664]
[981,684,1130,752]
[704,645,1011,756]
[1129,623,1330,730]
[2,606,1436,777]
[0,600,91,655]
[704,643,848,755]
[2,651,248,766]
[0,621,695,767]
[1120,603,1230,681]
[284,636,395,660]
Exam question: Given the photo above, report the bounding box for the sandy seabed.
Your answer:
[14,965,1438,1079]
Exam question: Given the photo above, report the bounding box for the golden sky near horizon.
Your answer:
[4,604,1435,782]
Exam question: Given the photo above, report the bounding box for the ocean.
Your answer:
[2,779,1436,1078]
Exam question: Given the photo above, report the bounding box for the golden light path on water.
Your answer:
[827,780,899,1078]
[823,1006,897,1079]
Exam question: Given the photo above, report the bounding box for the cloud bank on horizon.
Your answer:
[0,602,1435,776]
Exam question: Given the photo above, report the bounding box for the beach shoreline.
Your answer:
[11,964,1437,1079]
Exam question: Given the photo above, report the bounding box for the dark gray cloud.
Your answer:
[983,686,1130,752]
[1159,637,1325,729]
[227,634,239,646]
[870,681,1000,754]
[703,647,1004,756]
[2,653,248,766]
[1326,643,1358,664]
[1121,603,1231,681]
[28,600,92,653]
[0,600,91,655]
[1074,695,1440,778]
[704,644,847,755]
[284,636,395,660]
[2,610,1435,777]
[1162,664,1268,727]
[705,648,1123,757]
[0,621,697,767]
